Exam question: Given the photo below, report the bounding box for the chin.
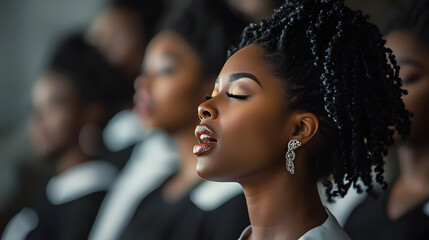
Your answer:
[196,159,213,179]
[196,158,236,182]
[140,119,156,129]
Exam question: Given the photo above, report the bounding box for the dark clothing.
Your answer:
[26,190,106,240]
[2,160,116,240]
[121,181,250,240]
[102,143,135,170]
[345,188,429,240]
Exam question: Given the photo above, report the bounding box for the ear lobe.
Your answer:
[292,113,319,145]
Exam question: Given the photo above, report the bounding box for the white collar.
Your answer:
[299,208,350,240]
[102,110,146,151]
[423,201,429,217]
[190,181,243,211]
[88,132,179,240]
[46,160,118,205]
[238,208,351,240]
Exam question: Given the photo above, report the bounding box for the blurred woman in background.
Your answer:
[2,33,120,240]
[88,0,164,105]
[226,0,283,23]
[345,0,429,239]
[88,0,166,158]
[118,0,250,239]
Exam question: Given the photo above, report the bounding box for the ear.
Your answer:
[290,112,319,145]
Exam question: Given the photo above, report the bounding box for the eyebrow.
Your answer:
[216,72,263,88]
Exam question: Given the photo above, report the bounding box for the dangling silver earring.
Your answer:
[285,139,302,175]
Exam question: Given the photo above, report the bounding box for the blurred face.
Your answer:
[227,0,278,22]
[88,7,145,79]
[30,72,83,157]
[195,45,295,182]
[386,31,429,146]
[134,31,210,133]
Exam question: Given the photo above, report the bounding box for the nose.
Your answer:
[134,74,145,91]
[198,100,218,121]
[134,72,153,92]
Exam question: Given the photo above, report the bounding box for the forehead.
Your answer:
[386,31,429,60]
[102,8,139,26]
[147,31,192,56]
[221,45,266,75]
[218,45,284,90]
[34,72,77,99]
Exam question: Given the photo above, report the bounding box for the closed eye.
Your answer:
[402,75,420,85]
[225,91,250,100]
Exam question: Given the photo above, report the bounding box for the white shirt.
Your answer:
[238,208,351,240]
[102,110,146,152]
[2,160,117,240]
[89,131,179,240]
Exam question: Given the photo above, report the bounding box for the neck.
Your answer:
[241,168,326,240]
[396,143,429,193]
[55,145,89,175]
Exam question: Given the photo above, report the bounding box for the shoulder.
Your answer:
[299,208,351,240]
[46,160,117,205]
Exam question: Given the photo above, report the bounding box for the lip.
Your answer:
[133,91,153,118]
[193,125,217,156]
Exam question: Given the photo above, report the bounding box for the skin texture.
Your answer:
[227,0,280,22]
[30,72,96,174]
[134,31,212,134]
[385,31,429,220]
[197,45,326,240]
[134,31,213,201]
[88,7,145,81]
[387,31,429,146]
[31,72,83,157]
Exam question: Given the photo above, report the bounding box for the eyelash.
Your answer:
[225,91,250,100]
[203,92,251,101]
[159,66,175,76]
[402,75,420,84]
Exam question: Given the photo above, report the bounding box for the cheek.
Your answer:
[119,33,141,56]
[198,101,286,181]
[31,108,79,153]
[111,36,134,61]
[403,78,429,139]
[30,120,49,151]
[223,104,285,165]
[151,77,201,128]
[51,108,77,132]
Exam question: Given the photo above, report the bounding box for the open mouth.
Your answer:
[193,125,217,156]
[133,92,154,118]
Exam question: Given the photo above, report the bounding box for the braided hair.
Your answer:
[48,33,121,123]
[111,0,165,45]
[228,0,411,202]
[160,0,247,78]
